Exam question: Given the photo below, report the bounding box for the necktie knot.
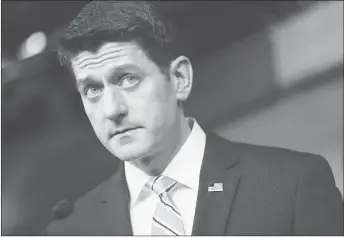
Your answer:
[147,175,177,196]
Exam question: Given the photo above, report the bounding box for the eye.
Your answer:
[83,85,103,99]
[118,74,140,88]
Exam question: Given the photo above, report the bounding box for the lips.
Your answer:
[110,127,140,138]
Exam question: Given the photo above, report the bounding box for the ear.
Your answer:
[169,56,193,102]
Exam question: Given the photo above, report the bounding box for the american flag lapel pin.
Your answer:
[208,182,223,192]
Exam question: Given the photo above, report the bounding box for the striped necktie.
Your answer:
[147,175,185,235]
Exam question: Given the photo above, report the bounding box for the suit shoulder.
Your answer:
[208,132,330,173]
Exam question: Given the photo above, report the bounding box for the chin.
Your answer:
[108,140,152,162]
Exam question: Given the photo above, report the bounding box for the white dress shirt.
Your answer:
[125,118,206,235]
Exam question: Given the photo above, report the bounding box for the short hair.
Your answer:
[57,1,177,72]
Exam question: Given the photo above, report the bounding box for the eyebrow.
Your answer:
[75,64,142,89]
[75,77,96,90]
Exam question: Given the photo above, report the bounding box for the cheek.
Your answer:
[129,79,176,130]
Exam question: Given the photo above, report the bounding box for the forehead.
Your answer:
[71,42,149,78]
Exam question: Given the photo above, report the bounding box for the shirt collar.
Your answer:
[125,160,153,207]
[125,118,206,206]
[162,118,206,189]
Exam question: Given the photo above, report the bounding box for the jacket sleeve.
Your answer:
[293,155,343,235]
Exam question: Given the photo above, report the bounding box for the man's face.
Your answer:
[71,42,181,161]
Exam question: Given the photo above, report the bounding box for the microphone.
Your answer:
[52,198,74,220]
[40,198,74,235]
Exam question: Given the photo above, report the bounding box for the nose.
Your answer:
[103,87,128,122]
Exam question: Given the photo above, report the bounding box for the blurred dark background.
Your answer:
[1,1,343,235]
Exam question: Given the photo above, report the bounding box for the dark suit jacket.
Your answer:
[44,132,343,235]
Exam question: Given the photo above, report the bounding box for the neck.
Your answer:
[130,115,191,176]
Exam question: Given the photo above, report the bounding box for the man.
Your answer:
[44,1,343,235]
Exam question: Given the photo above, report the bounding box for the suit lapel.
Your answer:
[192,133,241,235]
[96,162,133,235]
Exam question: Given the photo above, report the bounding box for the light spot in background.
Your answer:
[2,56,10,68]
[1,195,19,235]
[269,1,343,87]
[18,32,47,60]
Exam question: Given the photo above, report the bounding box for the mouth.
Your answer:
[110,127,141,138]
